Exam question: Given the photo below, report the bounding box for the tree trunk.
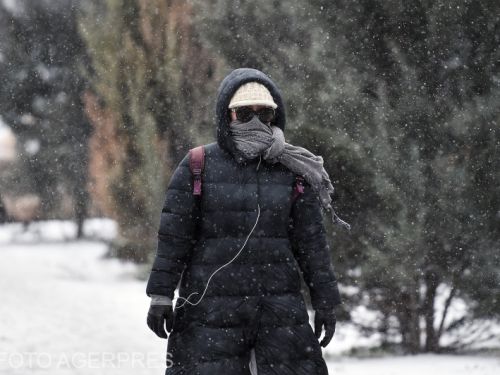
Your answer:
[423,268,440,352]
[398,287,421,353]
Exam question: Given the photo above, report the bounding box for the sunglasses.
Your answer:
[230,106,276,123]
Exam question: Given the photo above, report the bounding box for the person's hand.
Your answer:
[147,304,174,339]
[314,308,336,347]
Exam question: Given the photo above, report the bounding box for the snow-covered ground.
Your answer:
[0,219,499,374]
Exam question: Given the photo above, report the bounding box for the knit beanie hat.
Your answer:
[228,81,278,109]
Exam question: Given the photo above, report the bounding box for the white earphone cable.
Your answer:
[176,202,261,309]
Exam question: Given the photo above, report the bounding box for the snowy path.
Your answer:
[0,240,167,374]
[0,221,499,374]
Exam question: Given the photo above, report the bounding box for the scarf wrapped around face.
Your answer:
[229,116,351,230]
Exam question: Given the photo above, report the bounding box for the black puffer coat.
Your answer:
[146,68,342,375]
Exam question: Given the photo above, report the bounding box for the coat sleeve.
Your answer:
[288,179,342,310]
[145,151,200,299]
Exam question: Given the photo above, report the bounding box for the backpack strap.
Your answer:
[189,148,302,207]
[291,175,305,204]
[189,145,205,196]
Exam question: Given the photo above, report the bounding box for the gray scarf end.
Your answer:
[328,206,352,231]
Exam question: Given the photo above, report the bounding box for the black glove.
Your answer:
[314,308,337,347]
[147,304,174,339]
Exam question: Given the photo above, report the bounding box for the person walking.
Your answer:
[146,67,350,374]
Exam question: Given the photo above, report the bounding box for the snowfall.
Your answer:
[0,219,499,374]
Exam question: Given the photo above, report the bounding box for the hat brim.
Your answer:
[228,99,278,109]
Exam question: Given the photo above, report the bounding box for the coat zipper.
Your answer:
[255,154,262,297]
[256,154,262,200]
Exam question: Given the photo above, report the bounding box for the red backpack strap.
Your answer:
[189,146,205,196]
[291,175,305,204]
